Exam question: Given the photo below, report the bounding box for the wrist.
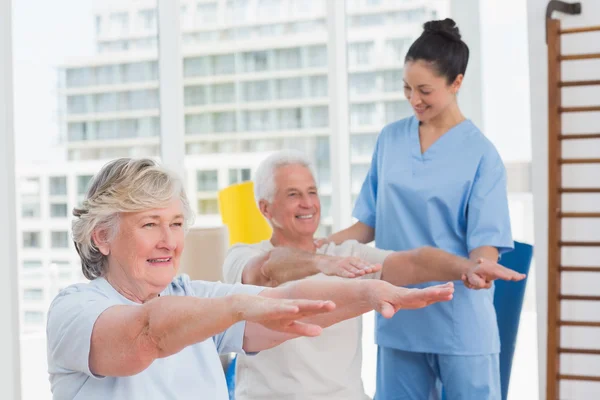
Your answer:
[228,294,250,324]
[314,254,331,274]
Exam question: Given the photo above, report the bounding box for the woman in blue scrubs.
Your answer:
[328,18,513,400]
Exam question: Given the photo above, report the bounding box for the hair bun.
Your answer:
[423,18,461,42]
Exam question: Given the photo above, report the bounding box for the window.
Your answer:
[309,106,328,128]
[277,78,303,100]
[320,195,331,219]
[351,164,370,192]
[21,202,40,218]
[243,110,272,132]
[385,101,412,124]
[49,176,67,196]
[229,168,252,185]
[275,48,302,70]
[385,38,411,64]
[184,57,210,77]
[23,311,45,325]
[212,83,235,104]
[258,0,283,18]
[184,86,207,106]
[350,103,377,127]
[226,0,248,23]
[137,9,156,31]
[51,231,70,249]
[50,203,68,218]
[243,80,271,102]
[349,72,377,96]
[197,171,218,192]
[348,42,374,66]
[23,232,41,248]
[109,12,129,35]
[196,3,218,25]
[382,70,403,92]
[23,289,44,301]
[307,45,327,67]
[213,112,237,133]
[23,261,42,270]
[278,108,303,130]
[351,134,378,158]
[212,54,236,75]
[77,175,93,195]
[198,199,220,215]
[186,114,211,134]
[67,95,89,114]
[309,76,327,98]
[242,51,269,73]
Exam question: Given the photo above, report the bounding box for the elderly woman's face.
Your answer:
[102,197,185,294]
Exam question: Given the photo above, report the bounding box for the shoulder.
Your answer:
[379,116,415,141]
[49,280,112,311]
[463,121,502,158]
[227,240,272,255]
[47,280,117,335]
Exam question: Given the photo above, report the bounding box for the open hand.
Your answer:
[368,282,455,318]
[237,295,336,337]
[461,258,526,290]
[318,256,382,278]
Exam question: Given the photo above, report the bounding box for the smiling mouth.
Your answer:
[147,257,172,263]
[296,214,314,220]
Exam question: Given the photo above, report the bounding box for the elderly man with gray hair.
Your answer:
[222,150,525,400]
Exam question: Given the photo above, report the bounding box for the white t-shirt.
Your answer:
[46,275,262,400]
[223,240,393,400]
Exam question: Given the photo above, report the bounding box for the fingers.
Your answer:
[314,238,330,248]
[259,299,335,321]
[345,258,380,276]
[476,258,527,282]
[378,302,396,319]
[283,321,323,337]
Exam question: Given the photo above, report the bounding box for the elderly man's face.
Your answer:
[267,164,321,239]
[103,197,185,294]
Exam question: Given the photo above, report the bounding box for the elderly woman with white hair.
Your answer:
[46,158,455,400]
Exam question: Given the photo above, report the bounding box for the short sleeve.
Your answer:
[466,149,514,256]
[352,131,382,228]
[188,278,264,354]
[223,244,265,284]
[47,284,115,378]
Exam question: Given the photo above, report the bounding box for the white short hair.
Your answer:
[254,150,316,205]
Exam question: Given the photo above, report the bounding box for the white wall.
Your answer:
[528,0,600,398]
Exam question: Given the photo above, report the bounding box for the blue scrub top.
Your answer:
[353,116,514,355]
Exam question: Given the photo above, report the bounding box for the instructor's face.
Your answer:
[403,60,461,123]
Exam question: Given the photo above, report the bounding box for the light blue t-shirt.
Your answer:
[46,274,263,400]
[353,116,514,355]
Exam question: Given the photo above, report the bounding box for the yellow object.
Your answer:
[218,181,272,245]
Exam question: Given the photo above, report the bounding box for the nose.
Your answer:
[158,225,177,251]
[408,91,422,107]
[299,194,313,208]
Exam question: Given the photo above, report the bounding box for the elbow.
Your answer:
[133,307,164,365]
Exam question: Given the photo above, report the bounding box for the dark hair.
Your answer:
[405,18,469,84]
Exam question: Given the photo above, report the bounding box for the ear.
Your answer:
[451,74,464,94]
[259,199,272,220]
[92,228,111,256]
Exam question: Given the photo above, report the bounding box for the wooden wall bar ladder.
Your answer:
[546,1,600,398]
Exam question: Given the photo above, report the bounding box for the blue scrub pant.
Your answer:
[374,347,500,400]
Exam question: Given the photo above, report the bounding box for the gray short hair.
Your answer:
[254,150,316,205]
[72,158,194,280]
